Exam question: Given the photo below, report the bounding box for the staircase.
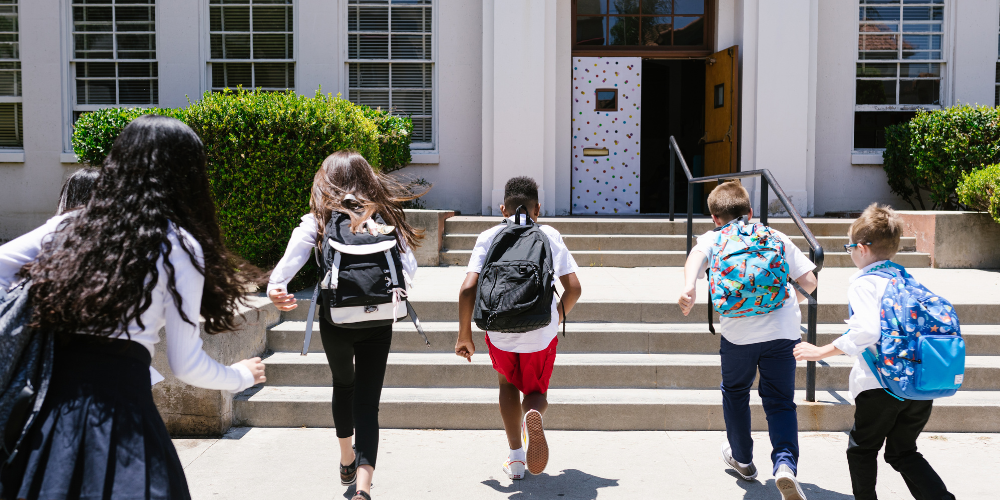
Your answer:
[234,217,1000,432]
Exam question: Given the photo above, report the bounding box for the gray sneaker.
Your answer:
[721,443,758,481]
[774,464,807,500]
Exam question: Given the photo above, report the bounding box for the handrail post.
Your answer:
[686,183,694,254]
[669,147,676,221]
[759,177,768,225]
[805,250,819,403]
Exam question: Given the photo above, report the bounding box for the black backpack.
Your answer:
[300,212,428,355]
[473,208,563,334]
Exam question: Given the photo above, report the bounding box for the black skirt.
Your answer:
[0,334,191,500]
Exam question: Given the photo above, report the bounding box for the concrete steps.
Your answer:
[439,216,930,268]
[234,387,1000,432]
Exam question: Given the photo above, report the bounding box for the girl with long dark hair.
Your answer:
[0,115,266,499]
[268,150,422,500]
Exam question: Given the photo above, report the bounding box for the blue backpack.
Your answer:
[860,263,965,400]
[708,218,790,317]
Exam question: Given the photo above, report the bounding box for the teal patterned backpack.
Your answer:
[708,218,790,318]
[858,262,964,400]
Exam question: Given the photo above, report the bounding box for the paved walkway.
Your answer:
[176,429,994,499]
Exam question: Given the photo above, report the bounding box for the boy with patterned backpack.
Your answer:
[678,181,817,500]
[794,204,960,500]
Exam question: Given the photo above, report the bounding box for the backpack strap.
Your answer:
[301,282,320,356]
[706,268,715,335]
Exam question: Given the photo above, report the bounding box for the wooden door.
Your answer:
[704,46,739,186]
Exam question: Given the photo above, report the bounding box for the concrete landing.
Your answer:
[175,428,997,499]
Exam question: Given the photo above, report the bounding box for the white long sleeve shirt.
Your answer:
[0,214,256,393]
[832,260,892,399]
[267,213,418,294]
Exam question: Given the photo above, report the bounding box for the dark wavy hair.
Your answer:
[29,115,255,336]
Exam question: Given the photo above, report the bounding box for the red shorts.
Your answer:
[485,335,558,395]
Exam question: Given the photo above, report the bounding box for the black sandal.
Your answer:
[352,491,371,500]
[340,446,358,486]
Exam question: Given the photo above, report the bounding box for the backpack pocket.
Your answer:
[915,335,966,392]
[336,262,390,307]
[480,261,542,318]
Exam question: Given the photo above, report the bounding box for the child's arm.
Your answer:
[558,272,582,323]
[267,214,318,311]
[456,272,479,362]
[792,271,818,303]
[678,249,708,316]
[793,342,844,362]
[794,277,880,362]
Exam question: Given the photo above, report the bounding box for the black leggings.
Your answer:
[319,318,392,469]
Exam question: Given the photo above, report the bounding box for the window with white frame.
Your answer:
[855,0,944,150]
[209,0,294,92]
[0,0,20,148]
[72,0,157,119]
[347,0,433,149]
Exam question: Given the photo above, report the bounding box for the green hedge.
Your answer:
[957,164,1000,224]
[72,89,414,287]
[883,104,1000,210]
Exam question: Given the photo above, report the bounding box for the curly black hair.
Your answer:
[503,176,539,213]
[29,115,256,336]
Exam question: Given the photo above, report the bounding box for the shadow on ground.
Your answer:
[482,468,619,500]
[725,470,853,499]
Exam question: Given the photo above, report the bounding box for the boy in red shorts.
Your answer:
[456,176,582,480]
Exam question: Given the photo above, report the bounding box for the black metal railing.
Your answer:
[667,136,826,402]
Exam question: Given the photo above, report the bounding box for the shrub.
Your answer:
[72,89,415,288]
[882,122,924,209]
[884,104,1000,210]
[957,164,1000,224]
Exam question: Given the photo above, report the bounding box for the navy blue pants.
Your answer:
[720,336,800,475]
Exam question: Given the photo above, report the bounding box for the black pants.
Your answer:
[847,390,955,500]
[319,318,392,469]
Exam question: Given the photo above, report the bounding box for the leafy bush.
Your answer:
[884,104,1000,210]
[957,164,1000,223]
[72,89,415,287]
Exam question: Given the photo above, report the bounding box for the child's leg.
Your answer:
[719,337,761,465]
[319,320,359,466]
[350,326,393,494]
[757,339,800,475]
[498,373,524,449]
[522,392,548,415]
[847,390,903,500]
[884,400,955,500]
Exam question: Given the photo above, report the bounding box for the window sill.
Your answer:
[0,151,24,163]
[409,153,439,164]
[61,153,80,164]
[851,150,884,165]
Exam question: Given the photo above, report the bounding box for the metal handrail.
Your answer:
[667,136,826,402]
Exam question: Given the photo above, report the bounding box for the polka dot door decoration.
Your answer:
[571,57,641,214]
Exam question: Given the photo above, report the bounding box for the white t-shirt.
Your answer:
[832,260,891,399]
[467,218,579,353]
[691,223,816,345]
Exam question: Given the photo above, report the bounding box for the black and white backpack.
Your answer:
[300,211,428,355]
[473,208,563,334]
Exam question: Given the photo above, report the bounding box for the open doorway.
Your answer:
[639,59,705,214]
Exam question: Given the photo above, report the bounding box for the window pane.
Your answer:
[219,6,250,31]
[118,61,156,78]
[861,22,898,33]
[117,34,156,59]
[77,62,116,78]
[673,16,703,45]
[222,34,251,59]
[902,23,940,32]
[608,16,639,45]
[410,117,431,143]
[673,0,704,15]
[357,6,388,31]
[576,16,606,45]
[854,111,915,149]
[253,6,292,32]
[577,0,607,15]
[351,34,389,59]
[115,6,154,22]
[902,6,942,21]
[863,6,900,21]
[900,62,939,77]
[0,102,21,148]
[213,62,251,88]
[391,63,430,88]
[857,62,897,77]
[392,7,430,33]
[901,34,940,51]
[349,63,389,88]
[74,6,113,23]
[609,0,639,15]
[641,17,671,45]
[75,33,114,59]
[902,51,940,60]
[77,79,116,104]
[856,79,896,104]
[210,6,222,31]
[0,41,17,59]
[641,0,671,14]
[899,79,939,104]
[0,61,19,96]
[392,90,430,115]
[859,33,899,52]
[119,79,156,104]
[350,90,390,110]
[253,33,292,59]
[391,34,430,59]
[255,62,293,88]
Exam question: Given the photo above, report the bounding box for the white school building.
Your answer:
[1,0,998,238]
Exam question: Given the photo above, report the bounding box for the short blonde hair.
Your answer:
[849,203,902,260]
[706,181,752,222]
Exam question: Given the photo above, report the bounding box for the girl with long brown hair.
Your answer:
[267,150,422,500]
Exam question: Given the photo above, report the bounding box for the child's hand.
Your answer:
[268,288,297,311]
[678,284,696,316]
[793,342,842,362]
[455,338,475,362]
[238,357,267,385]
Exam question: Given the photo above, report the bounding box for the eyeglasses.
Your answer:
[843,241,872,254]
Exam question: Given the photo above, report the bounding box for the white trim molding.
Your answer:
[408,152,438,164]
[60,152,79,163]
[851,150,885,165]
[0,151,24,163]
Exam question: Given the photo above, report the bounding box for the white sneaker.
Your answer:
[774,464,807,500]
[522,410,548,475]
[503,457,525,480]
[721,442,758,481]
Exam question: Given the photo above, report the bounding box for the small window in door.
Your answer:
[714,83,724,108]
[595,88,618,111]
